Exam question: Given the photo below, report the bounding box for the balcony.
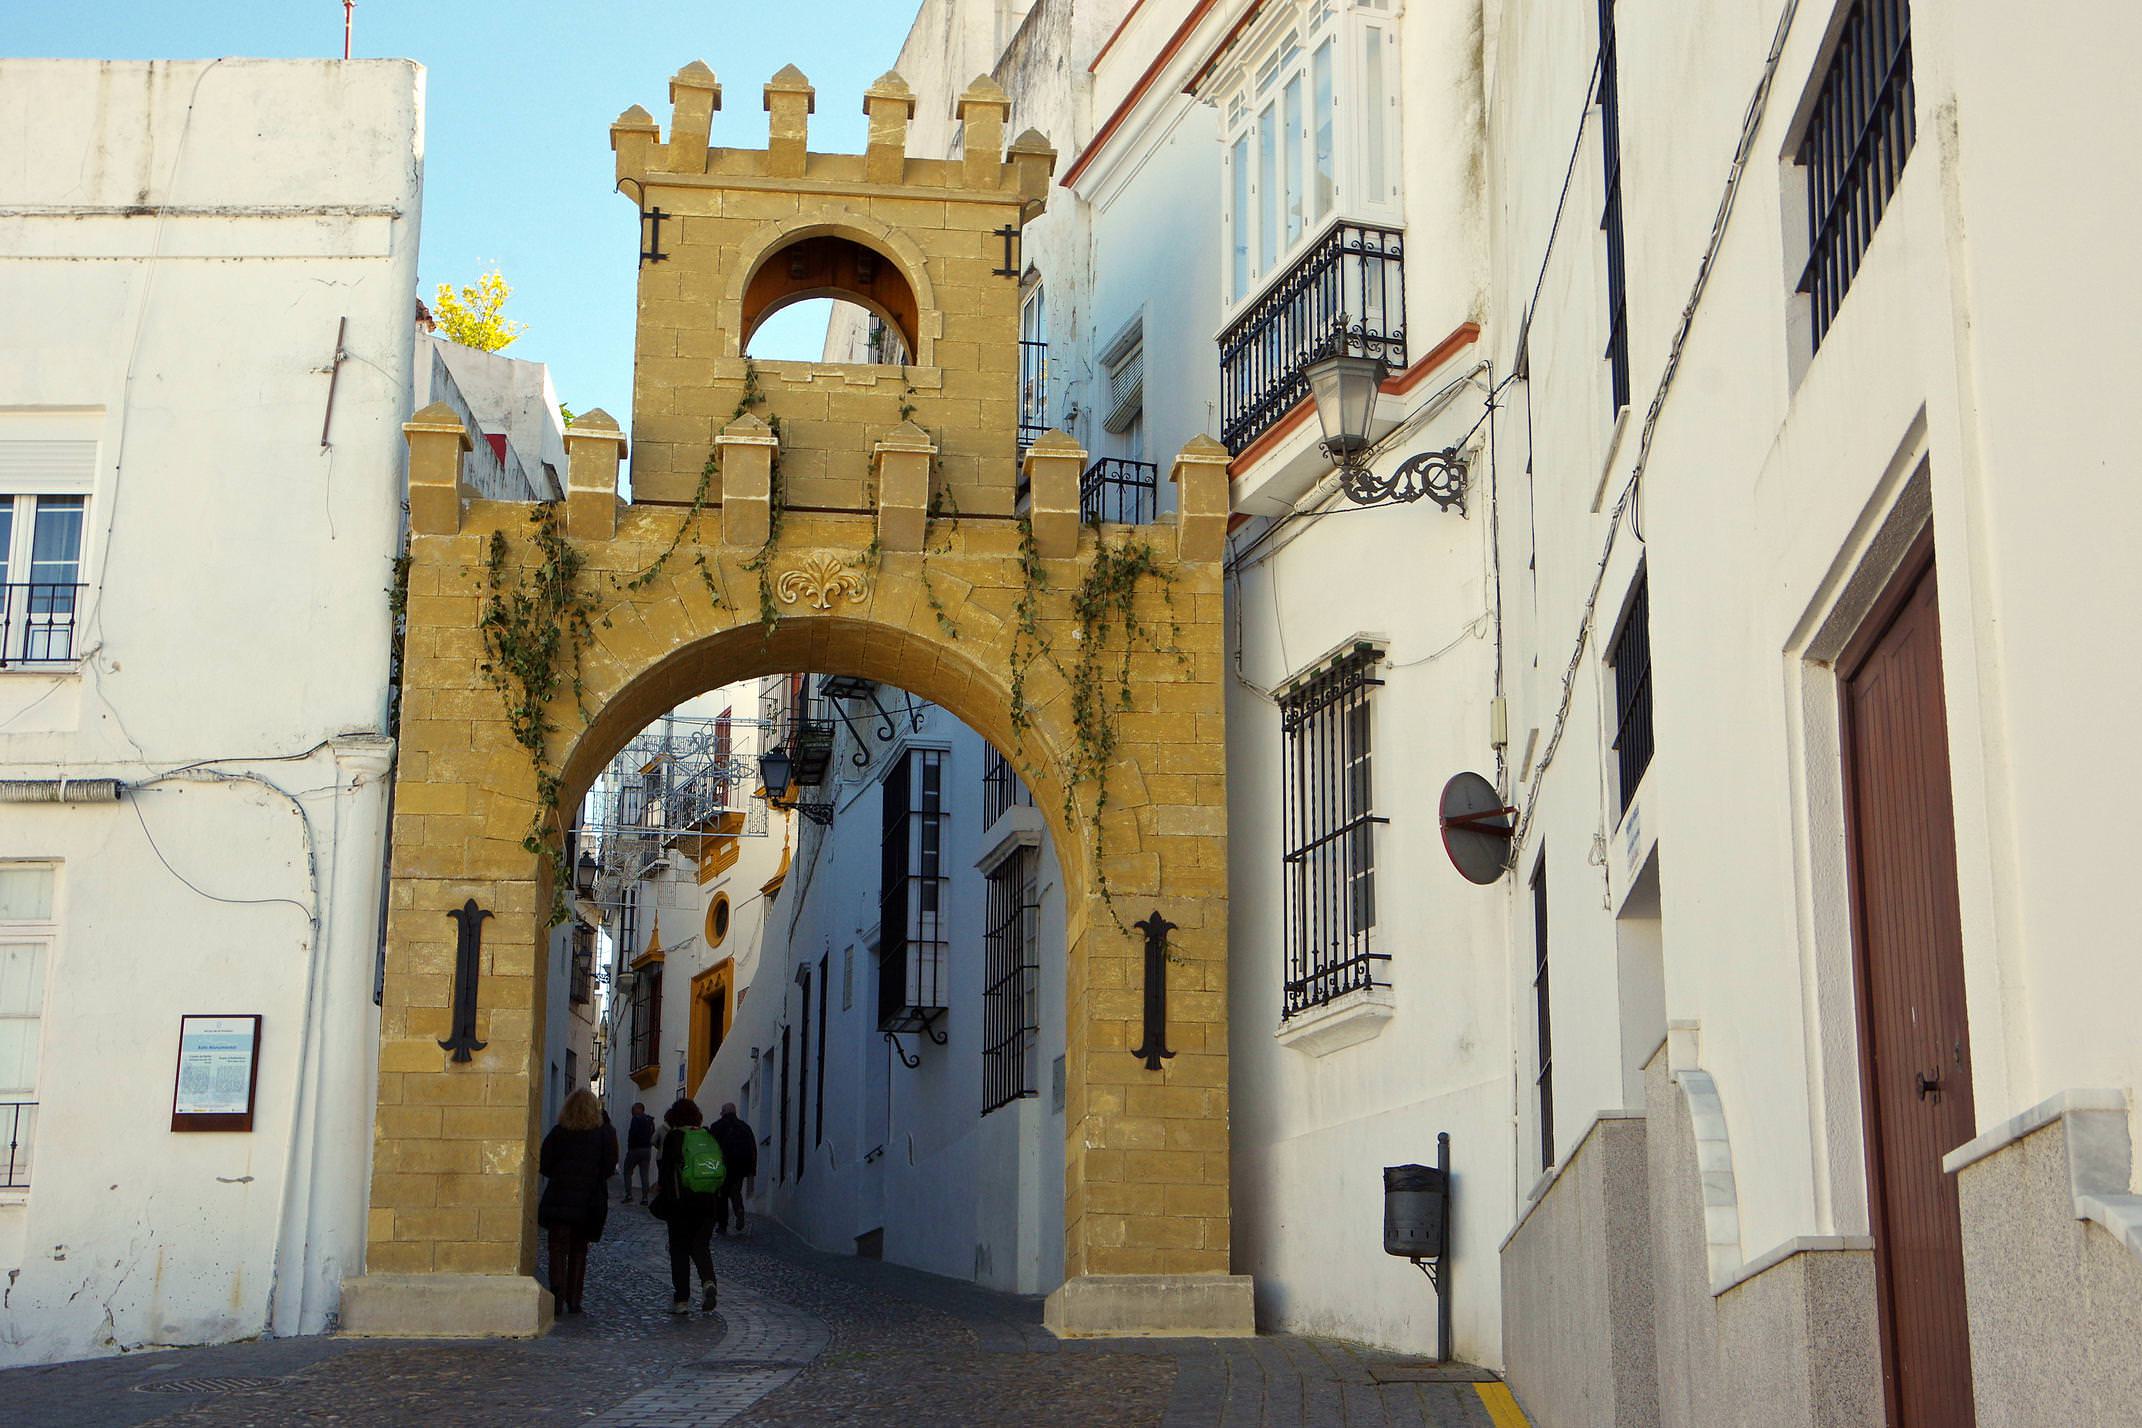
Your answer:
[1218,221,1406,454]
[1017,339,1048,456]
[0,583,84,667]
[3,1101,33,1189]
[1079,458,1158,525]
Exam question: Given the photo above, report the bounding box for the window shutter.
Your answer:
[0,440,96,493]
[1098,319,1145,436]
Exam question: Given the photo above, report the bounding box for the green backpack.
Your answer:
[679,1127,727,1195]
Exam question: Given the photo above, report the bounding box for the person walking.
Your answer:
[709,1100,757,1236]
[621,1100,656,1204]
[537,1089,614,1316]
[653,1097,724,1314]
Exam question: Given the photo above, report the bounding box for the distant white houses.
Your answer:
[704,681,1072,1296]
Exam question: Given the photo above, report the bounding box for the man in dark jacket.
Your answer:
[622,1101,657,1203]
[709,1101,757,1235]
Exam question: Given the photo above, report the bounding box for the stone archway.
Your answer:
[339,58,1244,1343]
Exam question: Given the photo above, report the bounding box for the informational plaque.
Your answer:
[170,1014,261,1132]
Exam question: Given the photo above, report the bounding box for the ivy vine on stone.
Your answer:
[477,502,600,926]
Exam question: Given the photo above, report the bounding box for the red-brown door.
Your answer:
[1841,537,1977,1427]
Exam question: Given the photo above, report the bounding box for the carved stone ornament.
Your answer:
[776,554,871,611]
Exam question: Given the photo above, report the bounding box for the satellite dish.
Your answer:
[1440,772,1516,885]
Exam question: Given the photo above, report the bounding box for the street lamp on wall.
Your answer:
[758,745,833,826]
[1302,350,1470,514]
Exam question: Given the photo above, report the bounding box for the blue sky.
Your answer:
[8,1,920,420]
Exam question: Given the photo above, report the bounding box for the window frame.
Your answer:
[0,492,91,668]
[1607,568,1654,818]
[1793,0,1917,351]
[1216,0,1402,314]
[1277,641,1388,1018]
[981,845,1041,1115]
[1597,0,1631,413]
[1532,855,1554,1174]
[0,864,57,1193]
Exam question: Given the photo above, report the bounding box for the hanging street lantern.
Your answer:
[1301,349,1470,514]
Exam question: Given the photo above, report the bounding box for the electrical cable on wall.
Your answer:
[1511,0,1804,853]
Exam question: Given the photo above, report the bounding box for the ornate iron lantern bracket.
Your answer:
[1336,445,1469,515]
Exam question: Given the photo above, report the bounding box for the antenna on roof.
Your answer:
[342,0,355,60]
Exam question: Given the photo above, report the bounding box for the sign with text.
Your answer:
[170,1014,261,1132]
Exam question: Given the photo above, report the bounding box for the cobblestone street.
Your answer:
[0,1205,1525,1426]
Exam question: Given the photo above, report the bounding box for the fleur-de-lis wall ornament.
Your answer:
[776,554,871,612]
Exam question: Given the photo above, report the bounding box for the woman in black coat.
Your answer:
[538,1089,614,1315]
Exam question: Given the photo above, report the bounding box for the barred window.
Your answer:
[1795,0,1915,348]
[1597,0,1630,411]
[982,846,1040,1115]
[1532,857,1554,1172]
[878,749,949,1033]
[981,741,1033,827]
[1608,571,1653,814]
[628,963,662,1074]
[1279,642,1387,1017]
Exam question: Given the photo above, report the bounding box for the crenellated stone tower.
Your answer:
[612,63,1057,524]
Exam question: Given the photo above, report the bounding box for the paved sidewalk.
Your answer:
[0,1204,1525,1426]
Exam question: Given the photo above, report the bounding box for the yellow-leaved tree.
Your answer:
[432,270,527,352]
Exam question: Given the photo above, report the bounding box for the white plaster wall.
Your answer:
[1486,0,2142,1313]
[0,59,422,1365]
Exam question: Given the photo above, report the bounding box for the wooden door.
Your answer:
[1841,538,1977,1427]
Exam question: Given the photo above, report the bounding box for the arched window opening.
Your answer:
[740,233,918,363]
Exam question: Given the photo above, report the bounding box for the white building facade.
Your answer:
[0,59,422,1365]
[859,2,2142,1422]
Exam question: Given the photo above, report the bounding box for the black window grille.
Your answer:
[1598,0,1630,412]
[815,953,828,1146]
[2,1102,33,1190]
[629,964,663,1074]
[1218,220,1406,453]
[1795,0,1915,348]
[620,885,639,960]
[1279,643,1388,1017]
[570,922,594,1005]
[981,741,1032,828]
[797,972,810,1182]
[981,847,1040,1115]
[1533,859,1554,1172]
[778,1023,791,1183]
[1079,458,1159,525]
[1018,340,1049,455]
[0,584,85,667]
[1609,572,1654,814]
[878,749,949,1033]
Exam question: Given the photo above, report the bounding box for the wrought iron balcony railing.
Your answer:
[1079,458,1159,525]
[3,1101,33,1189]
[1017,339,1049,456]
[0,583,85,667]
[1218,221,1406,454]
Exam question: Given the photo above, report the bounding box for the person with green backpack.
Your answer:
[651,1097,725,1314]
